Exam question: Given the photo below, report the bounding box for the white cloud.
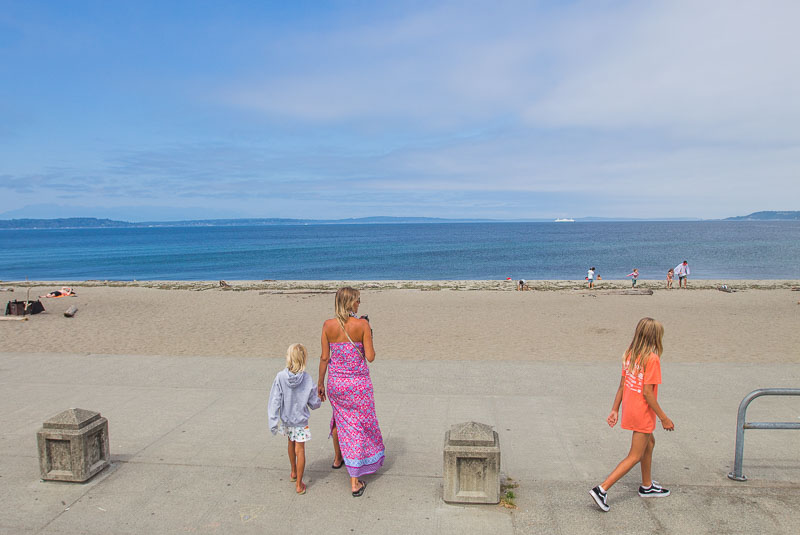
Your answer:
[223,1,800,142]
[527,1,800,143]
[4,1,799,220]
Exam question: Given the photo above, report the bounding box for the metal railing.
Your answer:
[728,388,800,481]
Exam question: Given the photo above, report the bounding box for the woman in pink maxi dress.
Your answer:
[318,287,385,497]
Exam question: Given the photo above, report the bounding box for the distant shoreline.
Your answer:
[2,279,798,291]
[0,218,707,230]
[1,211,799,229]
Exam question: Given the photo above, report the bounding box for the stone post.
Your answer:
[37,408,110,482]
[443,421,500,504]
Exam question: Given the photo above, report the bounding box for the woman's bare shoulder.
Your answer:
[352,317,371,333]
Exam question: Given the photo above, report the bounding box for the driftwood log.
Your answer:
[64,305,78,318]
[0,316,28,321]
[605,289,654,295]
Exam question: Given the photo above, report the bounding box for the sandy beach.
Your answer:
[3,281,800,534]
[2,280,798,364]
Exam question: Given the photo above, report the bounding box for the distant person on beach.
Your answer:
[587,267,596,289]
[626,269,639,288]
[40,287,76,298]
[318,287,384,497]
[590,317,674,512]
[674,261,690,289]
[268,343,322,495]
[517,279,527,291]
[666,269,674,289]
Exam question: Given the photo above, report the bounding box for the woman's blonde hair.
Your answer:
[286,343,308,374]
[624,317,664,374]
[334,287,360,332]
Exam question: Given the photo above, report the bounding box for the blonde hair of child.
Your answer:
[334,287,360,332]
[624,317,664,374]
[286,343,308,374]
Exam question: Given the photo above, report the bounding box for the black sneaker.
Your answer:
[590,486,610,511]
[638,480,670,498]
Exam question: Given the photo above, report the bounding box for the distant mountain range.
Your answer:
[0,211,797,229]
[723,211,800,221]
[0,216,492,229]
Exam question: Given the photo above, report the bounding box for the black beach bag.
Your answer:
[5,299,45,316]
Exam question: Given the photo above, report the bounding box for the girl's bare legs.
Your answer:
[287,439,297,480]
[294,441,306,492]
[601,432,651,490]
[639,434,655,487]
[331,425,344,466]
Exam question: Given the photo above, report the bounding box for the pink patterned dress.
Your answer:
[327,342,385,477]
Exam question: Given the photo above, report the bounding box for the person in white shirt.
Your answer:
[674,261,690,289]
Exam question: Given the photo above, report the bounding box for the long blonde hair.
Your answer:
[624,317,664,374]
[286,343,308,374]
[334,287,360,332]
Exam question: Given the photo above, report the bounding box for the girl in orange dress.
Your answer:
[590,317,675,512]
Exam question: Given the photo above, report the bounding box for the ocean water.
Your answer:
[0,221,798,281]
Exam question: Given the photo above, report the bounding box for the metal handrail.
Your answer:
[728,388,800,481]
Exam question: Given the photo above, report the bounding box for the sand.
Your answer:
[1,280,799,364]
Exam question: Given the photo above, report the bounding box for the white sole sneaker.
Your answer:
[590,486,610,511]
[638,482,670,498]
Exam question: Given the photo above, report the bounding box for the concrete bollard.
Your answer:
[443,421,500,504]
[37,408,110,482]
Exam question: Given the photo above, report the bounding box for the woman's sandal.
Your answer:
[296,482,306,495]
[290,474,297,482]
[351,480,366,497]
[332,460,344,469]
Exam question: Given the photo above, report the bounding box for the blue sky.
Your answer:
[1,0,798,221]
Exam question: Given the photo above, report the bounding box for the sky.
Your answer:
[1,0,799,221]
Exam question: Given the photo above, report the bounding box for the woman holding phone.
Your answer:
[318,287,385,497]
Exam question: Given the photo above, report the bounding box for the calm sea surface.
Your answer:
[1,222,798,281]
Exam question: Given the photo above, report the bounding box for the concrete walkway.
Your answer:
[1,352,798,534]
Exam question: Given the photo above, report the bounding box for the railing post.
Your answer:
[728,388,800,482]
[728,390,759,481]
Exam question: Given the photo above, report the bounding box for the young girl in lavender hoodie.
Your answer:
[268,343,322,494]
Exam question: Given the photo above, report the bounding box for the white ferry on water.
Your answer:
[554,218,575,222]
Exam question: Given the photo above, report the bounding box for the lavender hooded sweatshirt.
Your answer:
[268,368,322,434]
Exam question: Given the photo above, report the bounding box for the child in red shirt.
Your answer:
[590,317,675,512]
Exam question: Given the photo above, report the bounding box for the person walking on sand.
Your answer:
[318,287,385,497]
[587,267,596,289]
[666,269,674,289]
[626,268,639,288]
[268,343,322,495]
[589,317,675,512]
[674,261,690,289]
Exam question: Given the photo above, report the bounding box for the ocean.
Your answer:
[0,221,798,281]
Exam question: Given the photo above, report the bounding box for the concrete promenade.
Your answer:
[1,352,798,534]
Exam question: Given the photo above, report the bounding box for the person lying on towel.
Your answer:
[40,287,76,298]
